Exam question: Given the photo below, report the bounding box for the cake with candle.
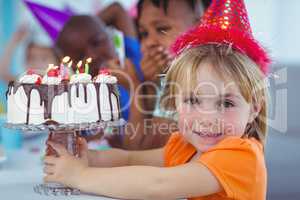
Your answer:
[6,58,121,125]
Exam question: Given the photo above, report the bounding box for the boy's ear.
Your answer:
[248,102,262,123]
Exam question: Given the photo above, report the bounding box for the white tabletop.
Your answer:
[0,133,117,200]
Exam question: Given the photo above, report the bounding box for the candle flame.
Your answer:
[62,56,71,63]
[86,57,92,63]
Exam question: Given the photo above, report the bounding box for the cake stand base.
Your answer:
[5,119,126,196]
[33,182,80,196]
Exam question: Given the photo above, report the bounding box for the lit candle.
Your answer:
[68,60,73,75]
[62,56,71,64]
[85,57,92,74]
[61,56,71,78]
[76,60,82,74]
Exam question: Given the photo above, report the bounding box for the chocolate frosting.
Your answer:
[6,81,121,124]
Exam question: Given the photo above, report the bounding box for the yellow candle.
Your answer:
[85,57,92,74]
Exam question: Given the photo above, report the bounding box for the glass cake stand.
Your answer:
[5,119,126,196]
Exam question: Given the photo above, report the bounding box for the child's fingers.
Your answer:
[43,174,57,183]
[43,165,55,175]
[145,46,164,58]
[44,156,58,165]
[78,137,88,150]
[148,47,160,57]
[154,53,170,70]
[153,51,167,62]
[78,138,88,158]
[166,52,174,63]
[142,51,160,65]
[47,142,68,156]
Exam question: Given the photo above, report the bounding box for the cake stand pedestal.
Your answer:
[5,119,126,196]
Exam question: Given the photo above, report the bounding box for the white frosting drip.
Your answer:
[42,75,62,85]
[19,74,41,84]
[70,73,92,84]
[94,74,117,84]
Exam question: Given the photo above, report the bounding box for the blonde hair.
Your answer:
[161,44,268,143]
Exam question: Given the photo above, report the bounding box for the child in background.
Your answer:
[25,1,144,148]
[0,25,56,82]
[44,0,270,199]
[54,3,142,121]
[138,0,211,81]
[52,3,146,147]
[121,0,211,150]
[0,25,56,113]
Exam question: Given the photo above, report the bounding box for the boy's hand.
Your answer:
[141,46,172,82]
[43,139,89,188]
[97,2,136,38]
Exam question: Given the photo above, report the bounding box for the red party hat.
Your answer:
[172,0,270,74]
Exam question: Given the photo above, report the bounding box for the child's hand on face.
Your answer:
[43,138,89,188]
[141,46,173,82]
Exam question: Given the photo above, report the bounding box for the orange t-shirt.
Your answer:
[164,132,267,200]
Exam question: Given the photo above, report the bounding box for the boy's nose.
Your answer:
[142,36,160,53]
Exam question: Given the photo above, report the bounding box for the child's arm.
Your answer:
[0,25,28,82]
[88,147,164,167]
[44,142,221,199]
[98,2,137,38]
[79,137,164,167]
[77,163,221,199]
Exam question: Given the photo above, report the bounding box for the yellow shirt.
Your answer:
[164,132,267,200]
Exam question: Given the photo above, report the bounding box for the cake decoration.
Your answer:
[94,68,117,84]
[19,69,43,85]
[6,57,121,124]
[42,65,62,85]
[60,56,71,80]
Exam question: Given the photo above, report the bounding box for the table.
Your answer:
[0,133,117,200]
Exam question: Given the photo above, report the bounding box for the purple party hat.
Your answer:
[24,0,73,42]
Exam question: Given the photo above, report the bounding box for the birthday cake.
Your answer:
[6,59,121,125]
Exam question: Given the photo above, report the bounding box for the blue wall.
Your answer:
[0,0,17,113]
